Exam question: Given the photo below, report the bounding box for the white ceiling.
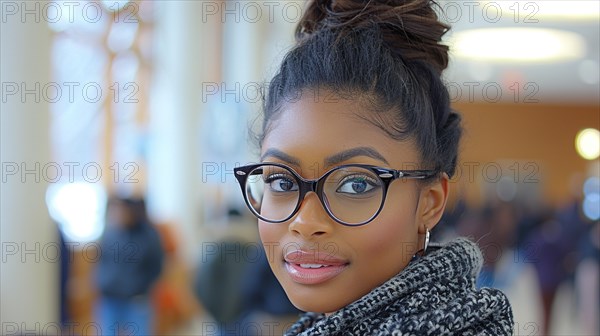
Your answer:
[441,0,600,104]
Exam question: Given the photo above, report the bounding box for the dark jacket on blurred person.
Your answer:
[96,198,164,298]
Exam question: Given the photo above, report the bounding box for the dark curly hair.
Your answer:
[259,0,462,177]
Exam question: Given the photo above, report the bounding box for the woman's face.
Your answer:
[259,91,448,313]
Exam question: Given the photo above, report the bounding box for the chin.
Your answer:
[288,294,343,314]
[281,282,356,314]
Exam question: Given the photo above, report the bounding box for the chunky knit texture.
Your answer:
[283,238,514,335]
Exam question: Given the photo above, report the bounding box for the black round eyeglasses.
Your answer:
[234,162,437,226]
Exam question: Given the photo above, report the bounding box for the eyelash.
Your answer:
[264,173,295,184]
[338,174,380,189]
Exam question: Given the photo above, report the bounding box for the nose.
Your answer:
[288,192,334,238]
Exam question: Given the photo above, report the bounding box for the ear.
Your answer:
[417,173,449,233]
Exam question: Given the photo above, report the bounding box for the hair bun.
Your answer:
[296,0,450,73]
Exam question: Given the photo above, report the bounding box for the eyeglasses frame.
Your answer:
[234,162,438,226]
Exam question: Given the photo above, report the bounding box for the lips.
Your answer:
[284,250,349,285]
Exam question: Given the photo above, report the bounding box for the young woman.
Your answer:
[234,0,514,334]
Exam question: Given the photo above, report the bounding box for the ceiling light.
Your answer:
[450,28,586,63]
[576,128,600,160]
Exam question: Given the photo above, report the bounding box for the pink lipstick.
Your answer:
[284,250,349,285]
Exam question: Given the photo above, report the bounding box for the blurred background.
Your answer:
[1,0,598,335]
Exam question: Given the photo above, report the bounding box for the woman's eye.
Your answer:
[336,176,378,194]
[265,175,298,192]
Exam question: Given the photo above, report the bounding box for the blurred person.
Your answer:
[555,197,590,283]
[458,202,544,335]
[195,209,299,336]
[528,210,569,335]
[195,238,250,335]
[523,196,594,334]
[468,202,519,289]
[232,0,514,334]
[57,225,71,328]
[575,221,599,335]
[550,195,598,334]
[238,233,301,335]
[95,197,164,336]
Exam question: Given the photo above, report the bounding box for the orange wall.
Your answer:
[449,101,599,207]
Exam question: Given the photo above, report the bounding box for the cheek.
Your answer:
[352,189,420,269]
[363,210,419,259]
[258,221,285,263]
[258,221,276,241]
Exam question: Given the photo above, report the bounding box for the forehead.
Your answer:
[261,92,420,171]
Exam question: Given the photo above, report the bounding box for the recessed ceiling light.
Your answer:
[449,28,586,63]
[576,128,600,161]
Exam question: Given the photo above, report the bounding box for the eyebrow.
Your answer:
[260,148,301,166]
[260,146,390,167]
[324,147,390,166]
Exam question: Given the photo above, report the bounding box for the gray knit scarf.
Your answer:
[283,238,514,335]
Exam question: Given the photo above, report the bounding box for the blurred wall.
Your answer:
[452,101,599,207]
